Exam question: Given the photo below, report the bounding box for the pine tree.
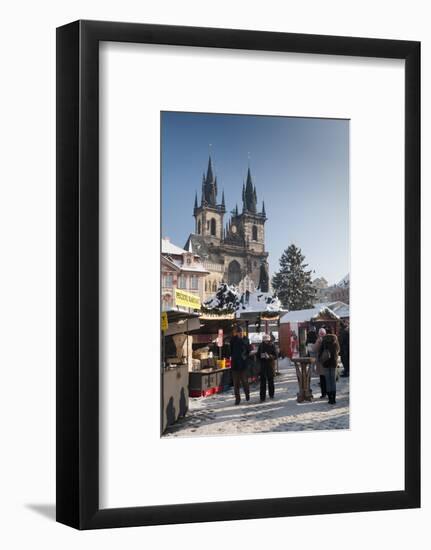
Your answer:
[272,244,316,310]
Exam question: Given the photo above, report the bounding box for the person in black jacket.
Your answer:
[229,326,250,405]
[257,334,277,401]
[318,327,340,404]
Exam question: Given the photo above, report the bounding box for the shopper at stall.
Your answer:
[318,327,340,404]
[314,328,327,399]
[230,326,251,405]
[257,334,277,401]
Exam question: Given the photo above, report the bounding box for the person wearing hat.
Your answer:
[229,326,251,405]
[257,333,277,402]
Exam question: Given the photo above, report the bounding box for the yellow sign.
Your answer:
[161,311,168,332]
[174,288,201,310]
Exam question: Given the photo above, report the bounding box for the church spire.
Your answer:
[246,166,253,187]
[201,172,205,205]
[261,200,266,216]
[202,155,217,206]
[243,166,257,213]
[194,191,198,210]
[206,155,214,185]
[221,190,225,208]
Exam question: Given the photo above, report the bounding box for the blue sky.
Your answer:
[161,111,349,285]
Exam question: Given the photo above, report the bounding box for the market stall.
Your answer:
[236,289,283,376]
[161,309,200,433]
[186,284,283,397]
[187,314,235,397]
[279,305,341,359]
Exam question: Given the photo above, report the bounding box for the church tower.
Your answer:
[186,156,269,299]
[226,166,266,253]
[193,156,226,243]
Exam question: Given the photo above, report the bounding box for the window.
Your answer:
[212,280,217,292]
[210,218,216,236]
[198,220,201,234]
[190,275,198,290]
[228,260,241,285]
[162,294,173,310]
[163,274,173,288]
[252,225,258,241]
[178,274,187,289]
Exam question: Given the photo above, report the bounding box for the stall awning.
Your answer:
[164,309,201,336]
[280,305,340,324]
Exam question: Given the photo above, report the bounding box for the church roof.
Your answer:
[184,234,224,264]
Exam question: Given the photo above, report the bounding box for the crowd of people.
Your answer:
[229,322,349,406]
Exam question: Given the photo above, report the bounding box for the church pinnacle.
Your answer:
[243,167,257,213]
[200,155,217,206]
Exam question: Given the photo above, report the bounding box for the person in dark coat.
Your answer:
[314,327,328,399]
[306,327,317,347]
[318,327,340,404]
[257,334,277,401]
[229,326,250,405]
[339,323,350,377]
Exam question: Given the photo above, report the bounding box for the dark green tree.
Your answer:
[272,244,316,310]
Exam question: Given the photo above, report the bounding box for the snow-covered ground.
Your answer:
[164,358,349,437]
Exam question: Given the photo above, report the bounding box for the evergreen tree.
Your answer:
[272,244,316,310]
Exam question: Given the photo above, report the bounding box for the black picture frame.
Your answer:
[56,20,420,530]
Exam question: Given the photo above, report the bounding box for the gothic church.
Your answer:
[184,156,269,300]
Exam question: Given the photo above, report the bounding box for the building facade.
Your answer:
[313,274,350,305]
[161,238,209,311]
[326,274,350,304]
[313,277,330,302]
[185,156,269,301]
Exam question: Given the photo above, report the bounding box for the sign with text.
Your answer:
[174,288,201,310]
[161,311,168,332]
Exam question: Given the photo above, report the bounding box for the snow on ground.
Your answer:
[164,358,349,438]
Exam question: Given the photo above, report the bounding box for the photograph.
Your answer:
[0,0,422,541]
[160,111,350,437]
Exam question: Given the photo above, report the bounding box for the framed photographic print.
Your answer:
[56,20,420,529]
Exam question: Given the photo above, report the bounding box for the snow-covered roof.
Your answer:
[161,238,188,256]
[337,274,350,288]
[168,257,209,274]
[320,301,350,318]
[162,238,209,274]
[203,283,239,313]
[161,255,181,271]
[237,290,281,314]
[280,305,340,324]
[203,284,281,317]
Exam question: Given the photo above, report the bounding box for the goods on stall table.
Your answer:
[191,358,201,372]
[201,357,217,369]
[192,346,210,360]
